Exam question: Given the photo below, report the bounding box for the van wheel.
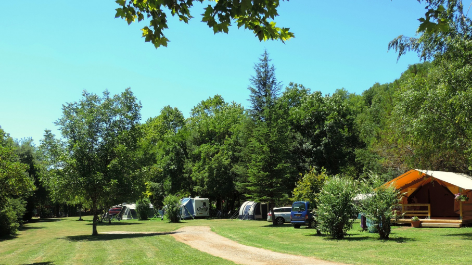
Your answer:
[294,224,300,229]
[276,217,284,225]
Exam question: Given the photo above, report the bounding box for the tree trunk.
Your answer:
[270,201,276,225]
[92,200,98,236]
[78,204,83,221]
[216,199,222,214]
[230,194,235,213]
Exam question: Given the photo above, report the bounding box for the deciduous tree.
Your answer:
[185,95,247,211]
[115,0,294,48]
[40,89,144,236]
[0,128,35,236]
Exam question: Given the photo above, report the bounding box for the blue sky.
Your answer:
[1,0,431,143]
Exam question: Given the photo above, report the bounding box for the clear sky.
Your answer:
[1,0,431,143]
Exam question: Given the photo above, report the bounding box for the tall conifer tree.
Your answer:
[244,51,294,214]
[248,50,281,122]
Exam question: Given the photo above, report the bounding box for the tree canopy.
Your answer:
[115,0,294,48]
[40,89,144,235]
[390,0,472,60]
[0,129,35,205]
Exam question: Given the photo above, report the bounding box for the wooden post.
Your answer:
[460,201,463,220]
[428,204,431,219]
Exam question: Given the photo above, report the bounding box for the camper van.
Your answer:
[180,197,210,219]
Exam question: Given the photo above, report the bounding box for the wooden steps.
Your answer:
[392,218,465,228]
[421,222,461,228]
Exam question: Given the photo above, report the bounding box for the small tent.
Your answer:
[385,169,472,221]
[121,203,137,220]
[238,201,268,220]
[121,202,157,220]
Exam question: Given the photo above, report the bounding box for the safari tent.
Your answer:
[238,201,269,220]
[385,169,472,227]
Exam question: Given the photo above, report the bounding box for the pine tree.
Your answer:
[244,51,294,215]
[248,50,281,122]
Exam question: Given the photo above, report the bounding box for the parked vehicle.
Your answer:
[290,201,314,228]
[108,206,122,216]
[267,207,291,225]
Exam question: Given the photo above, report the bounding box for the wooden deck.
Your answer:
[392,217,472,228]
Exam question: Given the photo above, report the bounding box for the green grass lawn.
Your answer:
[1,217,472,265]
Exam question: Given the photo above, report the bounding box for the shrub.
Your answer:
[163,194,181,223]
[317,176,358,239]
[136,198,151,220]
[292,167,327,207]
[292,167,328,234]
[0,198,26,236]
[358,175,403,239]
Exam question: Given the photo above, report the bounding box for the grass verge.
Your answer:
[1,217,472,264]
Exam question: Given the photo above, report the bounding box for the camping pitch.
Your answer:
[238,201,269,220]
[180,197,209,219]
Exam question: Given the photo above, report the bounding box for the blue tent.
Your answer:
[180,198,195,219]
[179,197,209,219]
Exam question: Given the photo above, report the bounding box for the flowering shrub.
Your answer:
[455,193,469,202]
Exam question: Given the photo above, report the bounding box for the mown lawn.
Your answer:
[213,221,472,265]
[0,217,232,265]
[1,216,472,265]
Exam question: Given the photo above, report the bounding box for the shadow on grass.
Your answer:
[87,222,144,226]
[442,233,472,240]
[0,234,18,242]
[19,226,45,231]
[23,261,54,265]
[28,218,62,223]
[261,224,293,228]
[390,236,416,243]
[63,231,178,241]
[310,234,416,243]
[0,226,46,242]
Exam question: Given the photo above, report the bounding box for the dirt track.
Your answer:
[171,226,344,265]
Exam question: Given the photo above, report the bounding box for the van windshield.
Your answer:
[292,202,305,212]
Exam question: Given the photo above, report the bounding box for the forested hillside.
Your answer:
[2,0,472,235]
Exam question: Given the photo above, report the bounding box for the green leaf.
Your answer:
[116,0,126,7]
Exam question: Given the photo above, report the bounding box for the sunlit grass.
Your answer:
[0,217,232,265]
[212,220,472,265]
[1,216,472,264]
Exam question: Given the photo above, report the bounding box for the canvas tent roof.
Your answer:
[384,169,472,190]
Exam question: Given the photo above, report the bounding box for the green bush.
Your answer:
[163,194,180,223]
[136,198,151,220]
[358,175,403,239]
[0,198,26,236]
[292,167,327,206]
[317,176,358,239]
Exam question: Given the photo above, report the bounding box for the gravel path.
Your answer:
[171,226,345,265]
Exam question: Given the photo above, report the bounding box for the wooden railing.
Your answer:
[397,204,431,219]
[460,201,472,220]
